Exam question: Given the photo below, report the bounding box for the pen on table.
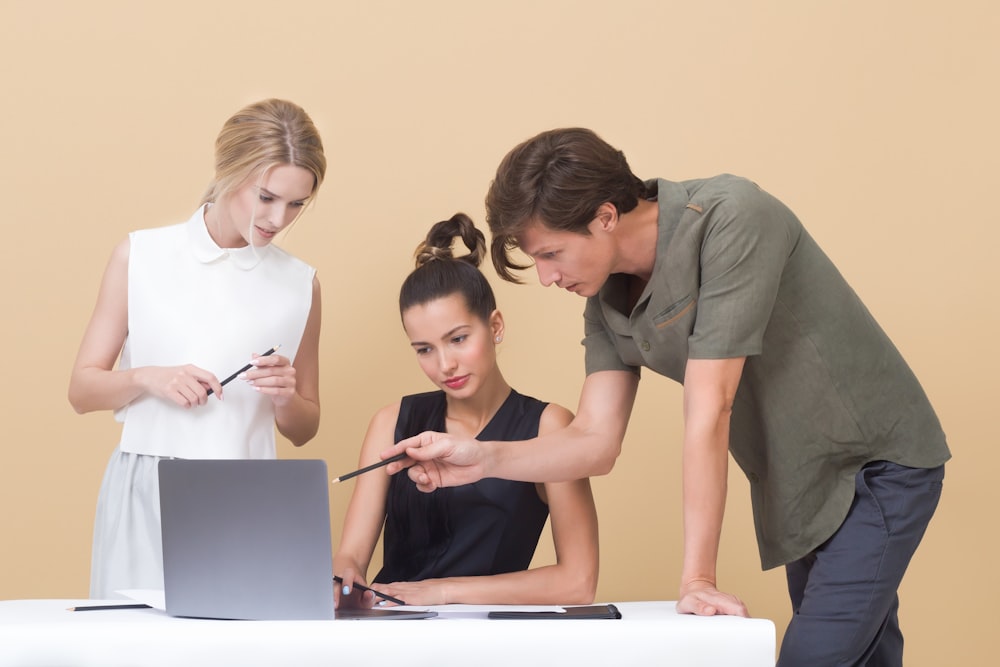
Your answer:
[331,452,409,485]
[333,576,407,606]
[68,603,152,612]
[207,344,281,396]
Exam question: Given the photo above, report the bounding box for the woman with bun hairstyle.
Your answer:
[69,99,326,598]
[334,213,598,608]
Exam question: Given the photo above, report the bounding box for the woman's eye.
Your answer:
[259,194,273,203]
[452,335,468,345]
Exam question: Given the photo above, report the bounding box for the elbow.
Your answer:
[288,428,318,448]
[592,456,616,477]
[279,405,320,447]
[591,442,621,477]
[556,557,599,605]
[67,386,90,415]
[565,569,599,605]
[569,587,597,606]
[290,421,320,447]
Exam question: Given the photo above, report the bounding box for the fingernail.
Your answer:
[238,372,247,379]
[342,585,350,595]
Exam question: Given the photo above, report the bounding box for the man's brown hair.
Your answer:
[485,128,651,282]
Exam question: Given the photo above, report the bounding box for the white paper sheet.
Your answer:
[116,589,166,611]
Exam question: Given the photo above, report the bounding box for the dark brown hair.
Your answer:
[485,127,652,282]
[399,212,497,322]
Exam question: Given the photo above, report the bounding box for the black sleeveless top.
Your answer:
[374,389,550,583]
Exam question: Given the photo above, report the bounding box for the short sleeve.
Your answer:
[688,182,800,359]
[582,297,639,375]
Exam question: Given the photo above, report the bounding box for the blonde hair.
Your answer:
[201,99,326,206]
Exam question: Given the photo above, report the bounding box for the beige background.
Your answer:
[1,1,996,663]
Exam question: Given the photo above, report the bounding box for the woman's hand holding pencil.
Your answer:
[333,575,406,608]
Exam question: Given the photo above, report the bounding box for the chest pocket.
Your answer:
[617,294,697,382]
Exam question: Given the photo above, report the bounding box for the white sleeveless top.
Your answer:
[115,206,316,459]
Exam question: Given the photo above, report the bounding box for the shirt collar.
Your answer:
[186,205,270,270]
[593,178,690,330]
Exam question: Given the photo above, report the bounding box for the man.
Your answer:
[389,128,949,666]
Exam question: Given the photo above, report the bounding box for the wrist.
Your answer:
[481,440,500,478]
[441,580,452,605]
[680,574,717,593]
[130,366,150,394]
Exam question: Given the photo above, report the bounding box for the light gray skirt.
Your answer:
[90,447,167,599]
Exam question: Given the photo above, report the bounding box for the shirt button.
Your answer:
[640,340,651,352]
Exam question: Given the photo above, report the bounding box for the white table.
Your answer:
[0,599,775,666]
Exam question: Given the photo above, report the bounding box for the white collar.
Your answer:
[187,205,270,270]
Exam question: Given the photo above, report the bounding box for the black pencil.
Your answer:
[330,452,408,484]
[333,576,407,606]
[207,344,281,396]
[68,603,152,612]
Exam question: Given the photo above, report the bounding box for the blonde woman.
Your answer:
[69,99,326,598]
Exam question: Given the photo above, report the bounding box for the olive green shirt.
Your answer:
[583,176,950,569]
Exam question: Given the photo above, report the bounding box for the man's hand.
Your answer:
[382,431,491,492]
[677,579,749,617]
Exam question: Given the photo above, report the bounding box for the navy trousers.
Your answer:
[777,461,944,667]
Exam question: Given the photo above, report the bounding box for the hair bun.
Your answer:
[414,213,486,269]
[414,244,453,267]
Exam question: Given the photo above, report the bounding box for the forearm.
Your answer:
[274,392,320,447]
[678,358,743,591]
[484,370,639,482]
[434,562,597,606]
[484,427,616,483]
[68,366,148,414]
[680,429,728,588]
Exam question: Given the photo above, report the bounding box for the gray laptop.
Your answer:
[159,459,337,620]
[158,459,437,621]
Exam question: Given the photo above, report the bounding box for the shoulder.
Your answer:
[368,400,403,432]
[538,402,573,434]
[400,390,446,407]
[109,235,132,265]
[267,244,317,275]
[683,175,802,247]
[396,390,445,420]
[683,174,765,204]
[127,221,189,259]
[130,220,188,241]
[683,174,789,220]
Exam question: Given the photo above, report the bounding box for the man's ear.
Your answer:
[594,202,619,232]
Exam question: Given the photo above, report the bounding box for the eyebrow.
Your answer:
[520,244,551,259]
[516,235,552,259]
[409,325,472,347]
[259,186,309,203]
